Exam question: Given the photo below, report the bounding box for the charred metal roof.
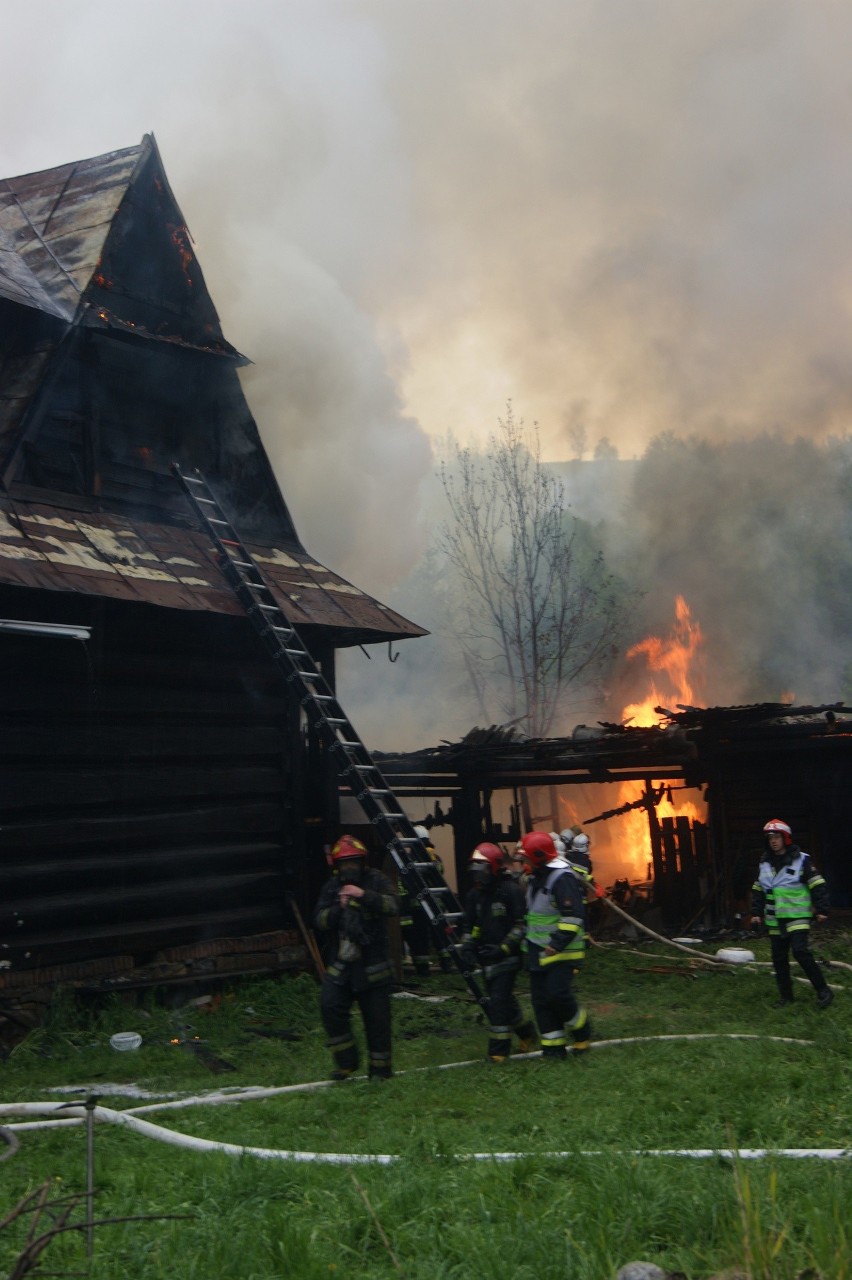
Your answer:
[0,143,141,320]
[0,137,426,647]
[0,136,241,359]
[0,497,424,644]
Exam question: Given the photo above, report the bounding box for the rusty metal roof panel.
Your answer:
[0,142,144,317]
[0,500,426,645]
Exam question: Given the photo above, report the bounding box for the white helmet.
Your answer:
[549,831,567,855]
[572,833,591,854]
[559,828,575,850]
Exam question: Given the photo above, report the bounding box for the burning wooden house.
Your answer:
[0,136,425,1002]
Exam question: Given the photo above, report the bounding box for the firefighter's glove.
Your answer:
[478,944,505,964]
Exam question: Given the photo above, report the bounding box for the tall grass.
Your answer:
[2,938,849,1278]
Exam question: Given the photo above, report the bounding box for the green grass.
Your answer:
[1,937,850,1279]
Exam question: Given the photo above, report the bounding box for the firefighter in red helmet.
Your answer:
[313,834,399,1079]
[521,830,592,1058]
[459,842,536,1062]
[751,819,832,1009]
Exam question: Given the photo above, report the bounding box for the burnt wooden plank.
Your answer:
[0,840,284,892]
[2,765,286,811]
[5,905,287,968]
[5,870,283,928]
[0,800,285,851]
[0,721,289,760]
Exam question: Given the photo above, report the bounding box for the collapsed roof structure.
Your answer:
[374,702,852,926]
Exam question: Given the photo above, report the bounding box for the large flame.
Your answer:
[622,594,703,728]
[558,598,708,885]
[614,596,706,878]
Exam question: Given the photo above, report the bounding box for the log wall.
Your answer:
[0,590,329,981]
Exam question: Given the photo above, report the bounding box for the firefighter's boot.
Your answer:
[569,1008,592,1057]
[513,1020,537,1054]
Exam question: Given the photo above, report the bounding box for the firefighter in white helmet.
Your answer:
[750,819,832,1009]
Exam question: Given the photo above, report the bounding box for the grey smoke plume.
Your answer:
[3,1,852,747]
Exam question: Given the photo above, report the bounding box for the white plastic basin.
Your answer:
[109,1031,142,1052]
[716,948,756,964]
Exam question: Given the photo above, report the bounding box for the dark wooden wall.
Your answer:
[708,744,852,912]
[0,588,334,973]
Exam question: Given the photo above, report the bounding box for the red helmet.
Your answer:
[469,842,506,877]
[520,830,557,870]
[331,834,368,863]
[763,819,792,846]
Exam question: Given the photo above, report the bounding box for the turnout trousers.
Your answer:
[484,967,536,1060]
[770,927,828,1000]
[529,963,591,1058]
[320,974,393,1079]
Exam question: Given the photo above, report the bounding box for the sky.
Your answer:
[3,0,852,746]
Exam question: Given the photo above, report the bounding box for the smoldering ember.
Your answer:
[1,137,850,1035]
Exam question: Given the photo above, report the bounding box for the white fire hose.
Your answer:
[2,1035,849,1163]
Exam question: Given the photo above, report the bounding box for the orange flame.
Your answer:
[622,594,703,727]
[612,597,707,880]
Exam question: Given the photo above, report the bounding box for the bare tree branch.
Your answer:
[438,405,632,736]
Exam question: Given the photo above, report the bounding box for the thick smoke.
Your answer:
[3,1,852,746]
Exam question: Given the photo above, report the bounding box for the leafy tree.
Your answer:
[438,405,630,737]
[593,435,619,460]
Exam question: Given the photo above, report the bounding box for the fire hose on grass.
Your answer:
[3,1033,849,1164]
[597,894,848,982]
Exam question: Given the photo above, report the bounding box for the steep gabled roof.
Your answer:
[0,138,426,647]
[0,135,241,357]
[0,143,142,319]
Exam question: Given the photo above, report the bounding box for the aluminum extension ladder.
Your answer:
[172,463,486,1007]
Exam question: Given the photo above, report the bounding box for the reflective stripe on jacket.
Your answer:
[751,848,829,933]
[525,862,585,969]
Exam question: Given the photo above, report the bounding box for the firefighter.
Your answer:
[521,830,592,1058]
[750,819,832,1009]
[313,834,399,1079]
[459,842,536,1062]
[567,831,593,880]
[400,825,453,975]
